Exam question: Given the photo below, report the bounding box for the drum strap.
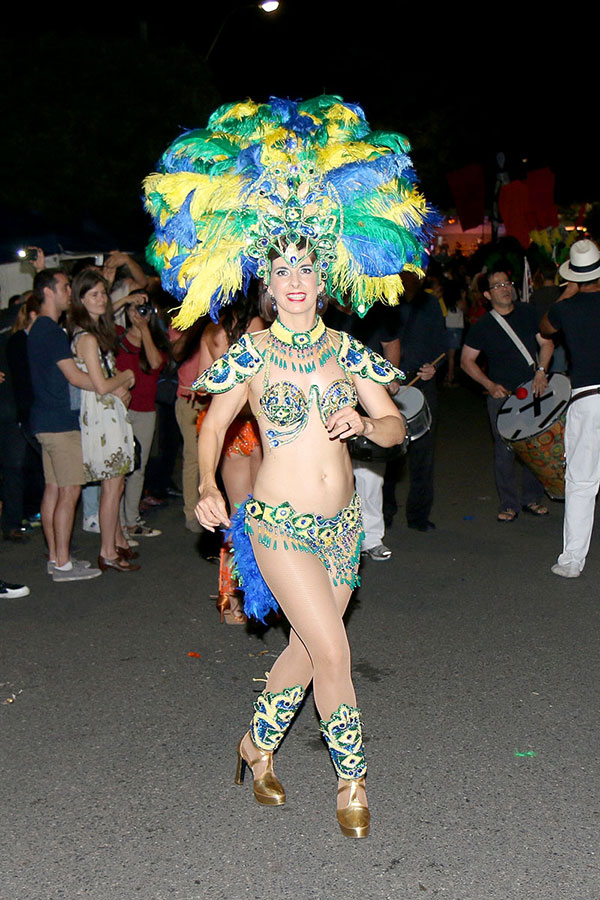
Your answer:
[569,387,600,405]
[490,311,536,368]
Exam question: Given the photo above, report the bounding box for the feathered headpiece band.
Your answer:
[144,95,439,327]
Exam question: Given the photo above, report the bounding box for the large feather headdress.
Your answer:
[144,95,439,328]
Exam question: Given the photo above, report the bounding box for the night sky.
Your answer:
[1,2,594,256]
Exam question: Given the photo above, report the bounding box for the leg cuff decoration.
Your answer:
[250,685,306,752]
[320,703,367,780]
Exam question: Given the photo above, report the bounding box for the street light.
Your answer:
[205,2,280,62]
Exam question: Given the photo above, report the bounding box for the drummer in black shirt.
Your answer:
[461,269,554,522]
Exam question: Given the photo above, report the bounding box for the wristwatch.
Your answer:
[537,366,547,374]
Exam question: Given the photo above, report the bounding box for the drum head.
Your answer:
[392,386,425,416]
[393,385,431,442]
[496,373,571,441]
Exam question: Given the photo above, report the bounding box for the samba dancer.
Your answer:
[144,96,437,838]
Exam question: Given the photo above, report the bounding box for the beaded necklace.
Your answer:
[267,316,333,374]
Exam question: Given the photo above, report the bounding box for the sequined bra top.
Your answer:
[192,317,404,448]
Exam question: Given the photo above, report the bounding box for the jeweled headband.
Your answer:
[144,95,439,328]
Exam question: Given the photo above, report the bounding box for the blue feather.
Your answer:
[160,256,188,300]
[235,143,264,178]
[268,97,318,135]
[226,501,279,624]
[342,225,420,276]
[161,191,197,249]
[325,155,413,203]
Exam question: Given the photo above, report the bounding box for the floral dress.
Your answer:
[71,330,135,481]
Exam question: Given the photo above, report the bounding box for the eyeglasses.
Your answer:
[489,281,513,290]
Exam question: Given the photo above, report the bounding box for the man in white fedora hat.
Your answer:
[541,239,600,577]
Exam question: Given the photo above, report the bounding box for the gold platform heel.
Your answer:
[336,777,370,838]
[235,735,285,805]
[320,704,370,839]
[235,684,305,806]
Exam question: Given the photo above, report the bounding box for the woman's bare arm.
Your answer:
[195,382,250,530]
[327,377,406,447]
[76,333,134,395]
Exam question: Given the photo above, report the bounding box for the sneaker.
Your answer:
[83,516,100,534]
[361,543,392,561]
[126,520,162,538]
[52,560,102,582]
[47,558,92,575]
[0,579,30,598]
[551,563,581,579]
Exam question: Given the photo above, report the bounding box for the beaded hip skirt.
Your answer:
[227,493,364,623]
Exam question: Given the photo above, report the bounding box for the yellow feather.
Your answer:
[219,101,260,121]
[327,103,362,129]
[172,249,244,329]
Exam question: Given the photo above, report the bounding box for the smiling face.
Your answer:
[81,282,109,321]
[268,256,320,322]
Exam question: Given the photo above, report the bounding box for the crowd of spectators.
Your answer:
[0,238,575,596]
[0,248,211,593]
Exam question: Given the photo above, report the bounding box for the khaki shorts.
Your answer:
[37,431,86,487]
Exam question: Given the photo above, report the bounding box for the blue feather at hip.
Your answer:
[226,500,279,625]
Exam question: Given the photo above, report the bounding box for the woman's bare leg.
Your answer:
[249,535,356,719]
[99,477,125,559]
[244,536,366,808]
[220,447,261,615]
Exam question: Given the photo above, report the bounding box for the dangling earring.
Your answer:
[317,289,325,312]
[266,288,277,315]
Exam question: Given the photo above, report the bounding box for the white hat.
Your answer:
[559,239,600,282]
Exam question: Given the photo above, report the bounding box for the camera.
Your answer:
[17,248,38,262]
[136,303,153,317]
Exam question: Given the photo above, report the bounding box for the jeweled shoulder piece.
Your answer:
[192,333,264,393]
[336,332,405,384]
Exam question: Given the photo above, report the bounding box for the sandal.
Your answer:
[497,508,518,522]
[522,502,549,517]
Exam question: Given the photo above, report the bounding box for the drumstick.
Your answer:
[405,353,446,387]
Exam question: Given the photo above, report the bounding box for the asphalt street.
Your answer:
[1,384,599,900]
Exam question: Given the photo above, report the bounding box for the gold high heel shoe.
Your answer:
[337,777,370,838]
[235,733,285,805]
[320,703,370,839]
[235,684,306,806]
